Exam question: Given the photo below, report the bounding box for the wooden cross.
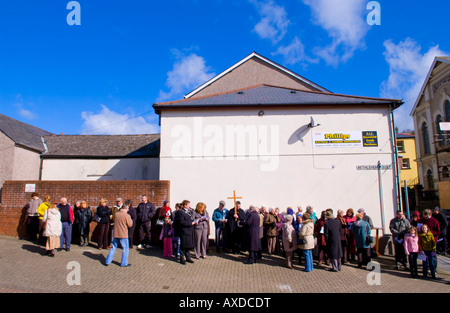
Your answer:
[227,190,242,221]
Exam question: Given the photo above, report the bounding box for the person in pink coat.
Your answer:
[403,226,419,278]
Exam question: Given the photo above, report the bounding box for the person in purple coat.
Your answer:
[243,205,261,264]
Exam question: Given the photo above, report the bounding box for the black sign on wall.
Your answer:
[362,131,378,147]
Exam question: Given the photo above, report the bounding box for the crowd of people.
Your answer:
[23,192,448,275]
[389,207,448,279]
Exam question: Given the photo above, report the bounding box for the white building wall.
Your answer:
[41,158,159,181]
[160,107,399,238]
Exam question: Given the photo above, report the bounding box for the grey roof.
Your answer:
[42,134,160,158]
[0,114,53,152]
[154,84,403,112]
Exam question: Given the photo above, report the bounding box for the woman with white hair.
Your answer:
[42,204,62,257]
[282,214,297,269]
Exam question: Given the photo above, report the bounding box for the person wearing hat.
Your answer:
[212,200,228,253]
[324,209,343,272]
[298,212,315,272]
[357,208,374,229]
[24,192,43,241]
[110,198,124,248]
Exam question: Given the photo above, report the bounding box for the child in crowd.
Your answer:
[160,216,174,258]
[403,226,419,278]
[418,224,436,279]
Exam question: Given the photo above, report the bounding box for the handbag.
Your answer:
[366,235,373,245]
[93,213,101,223]
[297,237,306,245]
[156,219,164,226]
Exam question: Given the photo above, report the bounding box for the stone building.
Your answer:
[410,56,450,209]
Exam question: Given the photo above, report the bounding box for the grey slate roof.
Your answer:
[0,113,53,152]
[42,134,160,158]
[154,84,403,112]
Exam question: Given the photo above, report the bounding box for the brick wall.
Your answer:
[0,180,170,242]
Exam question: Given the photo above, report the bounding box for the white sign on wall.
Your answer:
[313,131,363,148]
[25,184,36,192]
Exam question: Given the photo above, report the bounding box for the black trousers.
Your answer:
[180,248,193,261]
[138,221,152,245]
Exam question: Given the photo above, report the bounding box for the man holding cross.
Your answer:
[226,200,246,254]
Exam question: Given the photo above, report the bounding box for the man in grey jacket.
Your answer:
[389,210,411,270]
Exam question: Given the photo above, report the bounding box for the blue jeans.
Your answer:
[215,226,226,250]
[422,251,436,278]
[60,222,72,249]
[105,238,129,267]
[303,249,314,272]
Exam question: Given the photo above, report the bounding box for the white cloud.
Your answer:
[380,38,447,131]
[302,0,369,66]
[158,52,215,101]
[250,0,290,44]
[14,94,37,120]
[18,108,36,120]
[272,36,318,66]
[80,105,159,135]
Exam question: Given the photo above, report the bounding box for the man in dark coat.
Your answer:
[173,200,195,265]
[243,205,261,264]
[432,207,448,255]
[324,209,343,272]
[136,196,156,249]
[226,201,246,254]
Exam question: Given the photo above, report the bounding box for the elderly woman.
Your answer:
[298,212,315,272]
[264,207,279,255]
[42,204,62,257]
[282,214,297,269]
[350,213,372,268]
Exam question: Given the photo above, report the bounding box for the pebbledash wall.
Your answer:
[0,180,170,239]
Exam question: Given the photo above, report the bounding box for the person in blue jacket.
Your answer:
[212,200,228,253]
[350,213,372,268]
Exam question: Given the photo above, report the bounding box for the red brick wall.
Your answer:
[0,180,170,241]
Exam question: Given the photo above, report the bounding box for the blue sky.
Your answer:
[0,0,449,135]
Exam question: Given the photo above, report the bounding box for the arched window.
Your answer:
[442,166,449,180]
[426,169,434,190]
[436,115,444,146]
[445,100,450,122]
[445,100,450,145]
[422,122,431,154]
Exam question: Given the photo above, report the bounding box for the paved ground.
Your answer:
[0,235,449,294]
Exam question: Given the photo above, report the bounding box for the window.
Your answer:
[436,115,444,146]
[426,169,434,190]
[446,100,450,122]
[397,140,405,152]
[445,100,450,145]
[422,122,431,155]
[401,158,410,169]
[442,166,449,179]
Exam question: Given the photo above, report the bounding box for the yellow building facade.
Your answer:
[397,133,419,188]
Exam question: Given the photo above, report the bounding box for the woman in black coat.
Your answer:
[174,200,195,265]
[324,210,343,272]
[75,201,92,246]
[96,199,112,250]
[243,206,261,264]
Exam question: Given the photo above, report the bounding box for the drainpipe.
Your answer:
[390,104,403,214]
[39,137,49,181]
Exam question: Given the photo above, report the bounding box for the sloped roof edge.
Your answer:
[183,52,330,99]
[410,56,450,116]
